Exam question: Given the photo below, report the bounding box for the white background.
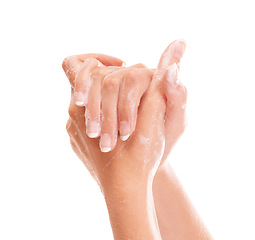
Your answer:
[0,0,254,239]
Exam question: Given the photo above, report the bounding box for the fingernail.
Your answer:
[119,121,130,141]
[74,91,87,106]
[167,63,179,84]
[100,133,112,152]
[86,121,100,138]
[173,39,186,59]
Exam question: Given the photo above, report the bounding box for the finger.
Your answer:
[74,58,102,106]
[117,68,153,141]
[76,53,125,67]
[62,54,125,88]
[164,63,187,109]
[85,66,118,138]
[62,56,81,87]
[127,56,170,161]
[155,39,186,81]
[162,63,188,158]
[100,70,125,152]
[68,96,98,155]
[131,80,167,164]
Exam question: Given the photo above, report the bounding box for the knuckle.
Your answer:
[62,56,73,70]
[86,57,101,67]
[118,102,130,114]
[68,104,77,120]
[101,109,116,125]
[91,67,104,81]
[130,63,147,68]
[103,115,114,123]
[118,99,136,120]
[101,107,114,121]
[126,70,139,85]
[102,76,119,92]
[62,57,69,70]
[136,63,147,68]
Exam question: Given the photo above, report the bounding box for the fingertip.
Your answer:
[87,132,100,138]
[172,39,186,59]
[157,39,186,71]
[100,147,111,153]
[75,101,85,106]
[86,121,101,138]
[100,133,112,152]
[119,121,130,141]
[120,134,130,141]
[176,38,187,45]
[74,91,87,106]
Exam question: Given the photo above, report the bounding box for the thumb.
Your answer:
[134,39,187,137]
[135,84,166,139]
[130,40,186,158]
[155,39,186,82]
[162,63,188,156]
[164,63,187,110]
[131,39,186,147]
[133,71,167,153]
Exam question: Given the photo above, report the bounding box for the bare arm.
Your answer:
[64,54,165,239]
[153,163,213,239]
[151,40,213,239]
[63,40,213,239]
[104,173,161,239]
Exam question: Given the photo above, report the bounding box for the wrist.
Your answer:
[101,169,153,198]
[103,177,161,240]
[99,156,155,195]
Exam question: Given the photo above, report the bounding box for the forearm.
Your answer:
[103,174,162,240]
[153,162,213,240]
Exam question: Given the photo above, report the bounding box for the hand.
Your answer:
[63,45,188,240]
[65,64,163,187]
[63,54,155,152]
[63,39,188,183]
[62,53,125,88]
[61,43,211,240]
[64,56,167,240]
[155,40,188,166]
[74,61,154,152]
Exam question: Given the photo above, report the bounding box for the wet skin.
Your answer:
[62,40,213,240]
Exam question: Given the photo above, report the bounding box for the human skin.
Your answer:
[62,41,213,239]
[64,57,164,239]
[153,164,213,240]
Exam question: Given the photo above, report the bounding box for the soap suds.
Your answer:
[139,134,151,147]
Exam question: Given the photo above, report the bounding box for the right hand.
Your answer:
[63,57,165,189]
[63,39,188,188]
[63,54,154,152]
